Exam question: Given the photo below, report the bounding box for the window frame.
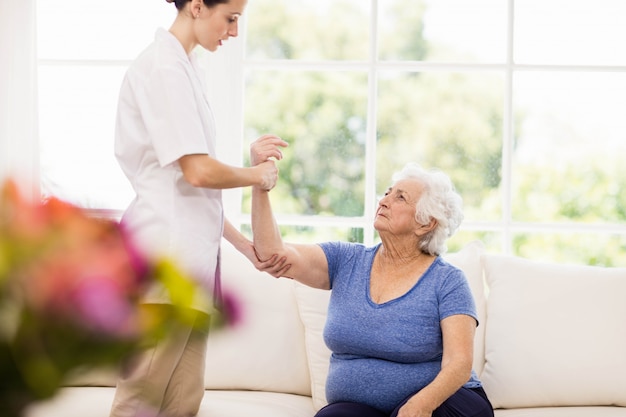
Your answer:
[23,0,626,259]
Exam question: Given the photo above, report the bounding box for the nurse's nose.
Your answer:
[229,21,239,38]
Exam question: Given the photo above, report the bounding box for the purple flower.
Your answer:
[118,222,151,284]
[219,291,243,327]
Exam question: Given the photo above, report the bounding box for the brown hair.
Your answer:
[166,0,229,10]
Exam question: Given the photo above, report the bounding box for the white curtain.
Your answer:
[0,0,38,196]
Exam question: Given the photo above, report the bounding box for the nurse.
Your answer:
[110,0,288,416]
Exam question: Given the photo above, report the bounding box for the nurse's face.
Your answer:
[195,0,247,52]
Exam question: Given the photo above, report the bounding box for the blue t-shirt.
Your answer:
[320,241,482,414]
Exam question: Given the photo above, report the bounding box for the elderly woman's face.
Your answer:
[374,178,424,236]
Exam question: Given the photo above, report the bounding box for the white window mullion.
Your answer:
[363,0,380,246]
[501,0,516,254]
[202,32,247,227]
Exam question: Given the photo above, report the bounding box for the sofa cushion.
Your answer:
[493,406,626,417]
[202,241,310,396]
[63,366,118,387]
[199,390,316,417]
[25,387,115,417]
[293,281,332,411]
[293,240,487,411]
[481,254,626,409]
[25,387,317,417]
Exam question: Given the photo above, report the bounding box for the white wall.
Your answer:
[0,0,39,198]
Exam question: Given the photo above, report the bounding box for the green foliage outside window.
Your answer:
[241,0,626,266]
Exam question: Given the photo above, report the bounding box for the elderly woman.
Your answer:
[251,162,494,417]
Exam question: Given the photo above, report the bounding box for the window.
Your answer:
[35,0,626,265]
[36,0,173,210]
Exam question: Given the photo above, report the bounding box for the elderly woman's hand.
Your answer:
[396,396,434,417]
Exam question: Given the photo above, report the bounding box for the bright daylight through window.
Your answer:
[36,0,626,265]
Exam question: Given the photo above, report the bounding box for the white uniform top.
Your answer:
[115,28,222,313]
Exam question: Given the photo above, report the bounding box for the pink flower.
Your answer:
[71,275,139,338]
[1,178,237,408]
[17,217,145,326]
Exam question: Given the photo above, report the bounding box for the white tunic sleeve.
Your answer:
[134,62,210,167]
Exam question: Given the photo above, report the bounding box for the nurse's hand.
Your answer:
[255,160,280,191]
[236,238,291,277]
[250,134,288,166]
[252,252,292,278]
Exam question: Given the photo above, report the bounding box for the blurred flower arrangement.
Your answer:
[0,179,232,417]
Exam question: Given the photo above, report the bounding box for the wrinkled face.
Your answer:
[374,178,424,237]
[195,0,247,52]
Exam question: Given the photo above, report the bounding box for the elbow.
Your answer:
[252,237,289,263]
[253,244,285,262]
[251,227,284,261]
[183,170,203,188]
[178,154,209,188]
[458,359,474,383]
[180,162,205,187]
[461,365,473,382]
[442,355,473,384]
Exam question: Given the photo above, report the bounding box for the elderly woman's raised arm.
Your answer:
[250,186,330,290]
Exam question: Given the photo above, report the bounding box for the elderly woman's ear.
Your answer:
[417,218,437,235]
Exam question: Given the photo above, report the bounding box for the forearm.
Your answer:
[416,366,469,410]
[400,359,472,416]
[179,154,261,189]
[223,219,250,253]
[251,187,285,260]
[223,218,266,268]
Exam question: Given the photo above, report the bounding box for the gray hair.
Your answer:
[391,162,464,256]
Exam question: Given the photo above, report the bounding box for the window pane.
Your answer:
[512,71,626,224]
[245,0,370,60]
[243,70,368,216]
[513,232,626,267]
[376,71,505,222]
[449,230,502,255]
[241,224,364,244]
[378,0,507,63]
[37,0,173,61]
[38,65,133,209]
[515,0,626,66]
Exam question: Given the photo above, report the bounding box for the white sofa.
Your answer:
[26,240,626,417]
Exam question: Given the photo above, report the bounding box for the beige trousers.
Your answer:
[109,306,210,417]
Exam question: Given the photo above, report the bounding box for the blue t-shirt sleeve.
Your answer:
[319,241,364,290]
[436,260,478,325]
